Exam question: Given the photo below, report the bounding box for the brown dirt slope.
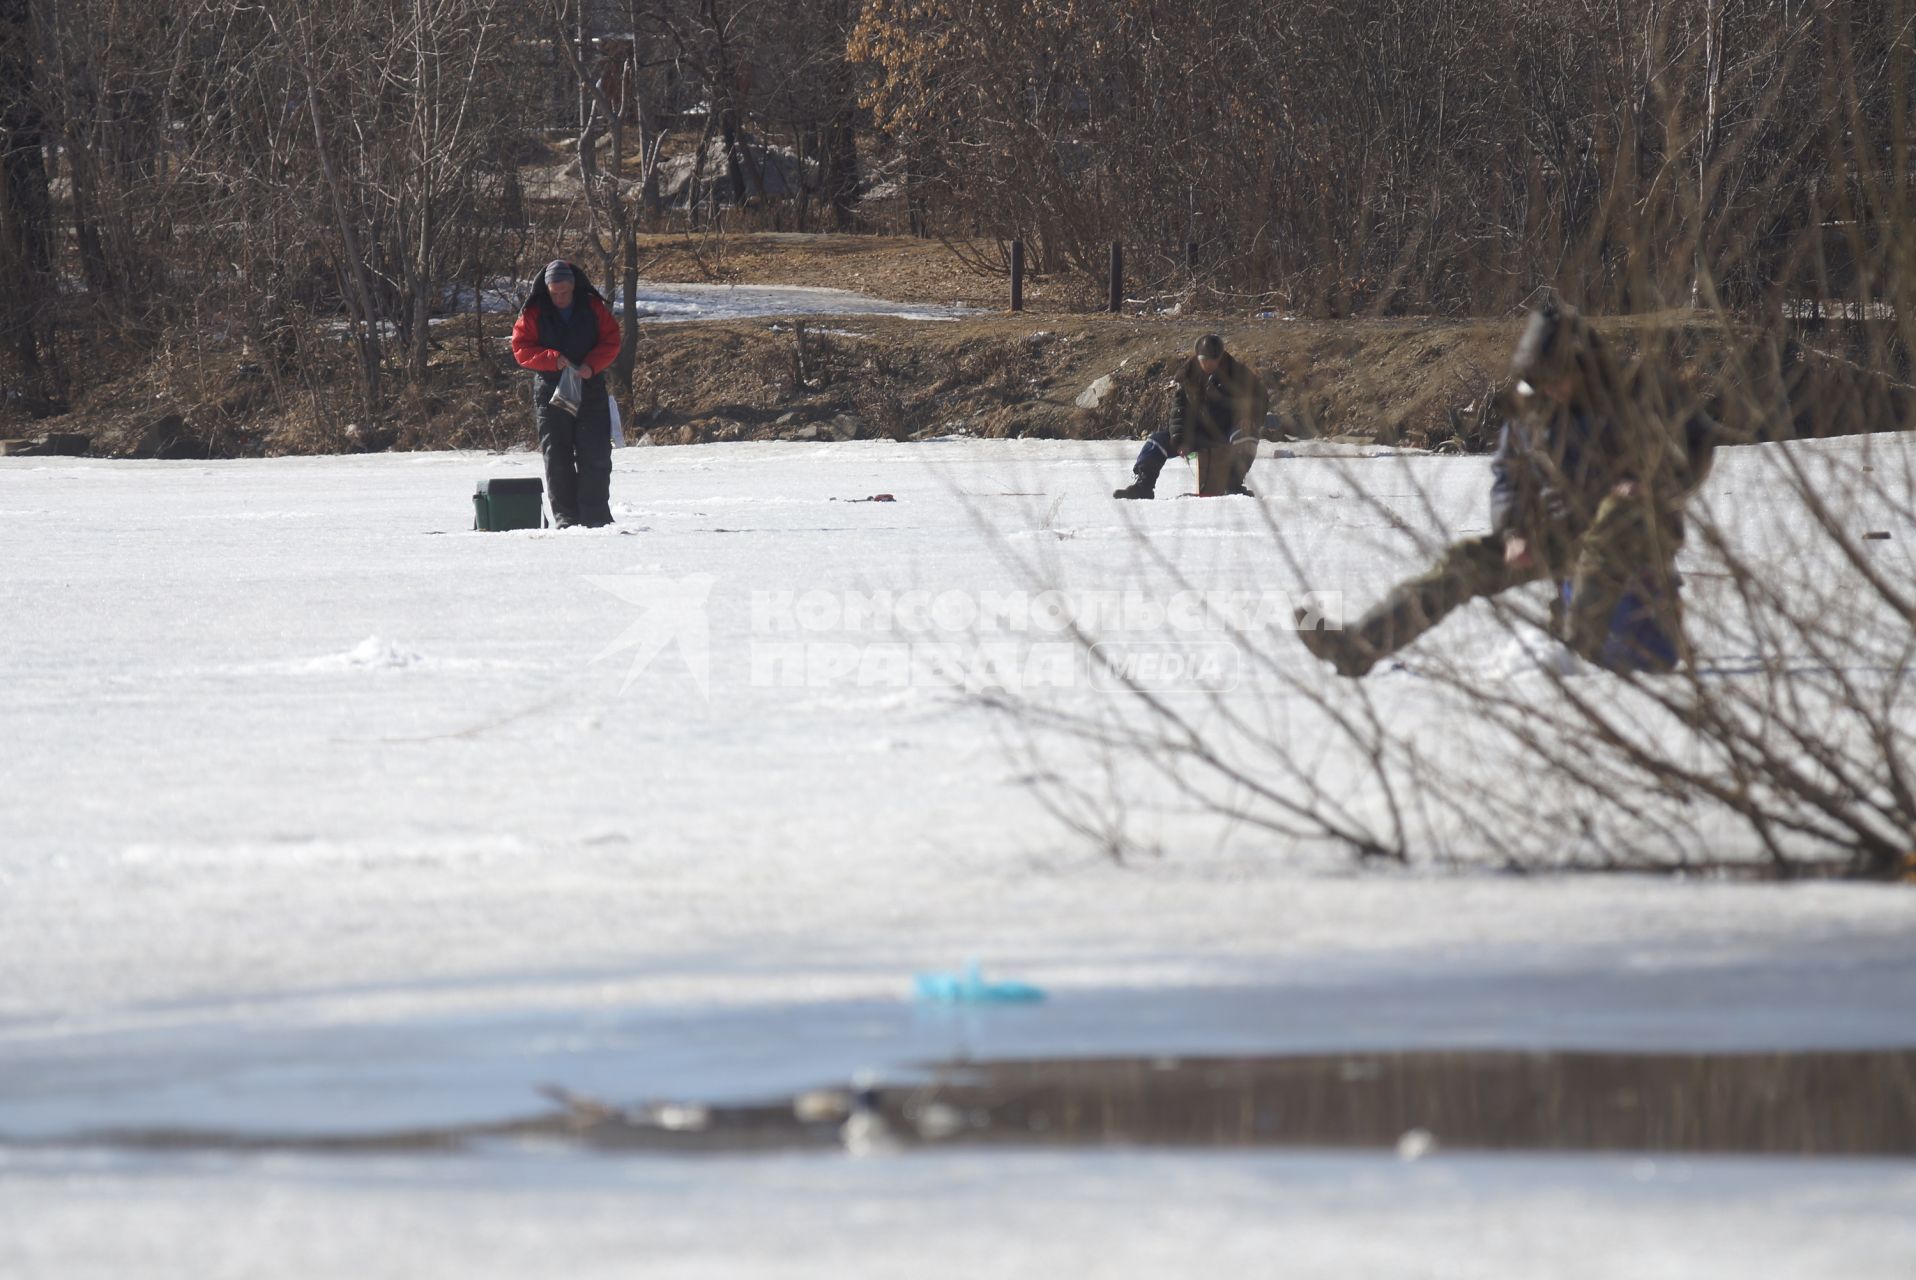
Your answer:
[622,310,1517,451]
[519,233,1531,450]
[0,235,1569,456]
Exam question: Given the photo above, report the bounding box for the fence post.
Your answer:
[1010,239,1024,312]
[1109,242,1123,313]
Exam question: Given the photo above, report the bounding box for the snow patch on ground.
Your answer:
[442,279,971,323]
[284,635,428,672]
[625,283,971,323]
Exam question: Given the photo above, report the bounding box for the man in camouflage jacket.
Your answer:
[1115,334,1269,499]
[1298,302,1716,676]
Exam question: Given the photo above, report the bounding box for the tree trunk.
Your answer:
[411,189,432,386]
[719,104,747,205]
[306,87,383,411]
[823,116,857,232]
[636,80,663,223]
[619,224,638,389]
[686,111,715,227]
[1694,0,1727,307]
[701,0,749,206]
[0,0,57,392]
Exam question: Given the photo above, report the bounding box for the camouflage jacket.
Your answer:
[1489,370,1717,538]
[1169,353,1269,453]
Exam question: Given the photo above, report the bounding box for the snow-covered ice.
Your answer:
[3,436,1913,1275]
[441,279,970,323]
[620,282,971,323]
[6,1149,1916,1280]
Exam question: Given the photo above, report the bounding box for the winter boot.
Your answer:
[1294,607,1378,678]
[1113,477,1156,500]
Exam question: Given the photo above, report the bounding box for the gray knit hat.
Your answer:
[1510,301,1590,385]
[543,259,574,286]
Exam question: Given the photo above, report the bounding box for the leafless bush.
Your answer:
[994,379,1911,877]
[1,0,541,432]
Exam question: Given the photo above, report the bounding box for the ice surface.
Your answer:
[4,1149,1915,1280]
[3,436,1912,1274]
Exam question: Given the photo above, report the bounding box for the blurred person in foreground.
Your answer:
[1297,301,1717,677]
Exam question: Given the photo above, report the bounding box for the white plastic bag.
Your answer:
[608,393,625,448]
[551,363,583,417]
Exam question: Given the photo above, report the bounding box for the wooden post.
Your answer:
[1010,239,1024,312]
[1108,242,1123,313]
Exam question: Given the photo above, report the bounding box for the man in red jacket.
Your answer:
[510,259,624,527]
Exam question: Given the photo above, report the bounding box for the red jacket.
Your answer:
[511,294,622,375]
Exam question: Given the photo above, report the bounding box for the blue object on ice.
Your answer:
[1558,580,1679,674]
[913,960,1046,1004]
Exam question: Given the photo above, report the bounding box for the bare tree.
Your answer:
[0,0,58,397]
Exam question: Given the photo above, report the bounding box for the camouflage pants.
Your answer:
[1195,440,1256,495]
[1563,491,1685,672]
[1134,430,1257,495]
[1337,491,1683,671]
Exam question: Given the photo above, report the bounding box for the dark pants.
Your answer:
[534,381,613,526]
[1132,430,1257,495]
[1131,432,1174,486]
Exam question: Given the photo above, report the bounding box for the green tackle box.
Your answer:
[473,476,546,531]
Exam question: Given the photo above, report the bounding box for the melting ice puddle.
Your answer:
[14,1048,1916,1159]
[5,953,1916,1155]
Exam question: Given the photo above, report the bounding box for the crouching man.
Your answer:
[1296,301,1716,677]
[1115,334,1267,499]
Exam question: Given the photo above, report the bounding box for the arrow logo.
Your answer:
[585,572,716,700]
